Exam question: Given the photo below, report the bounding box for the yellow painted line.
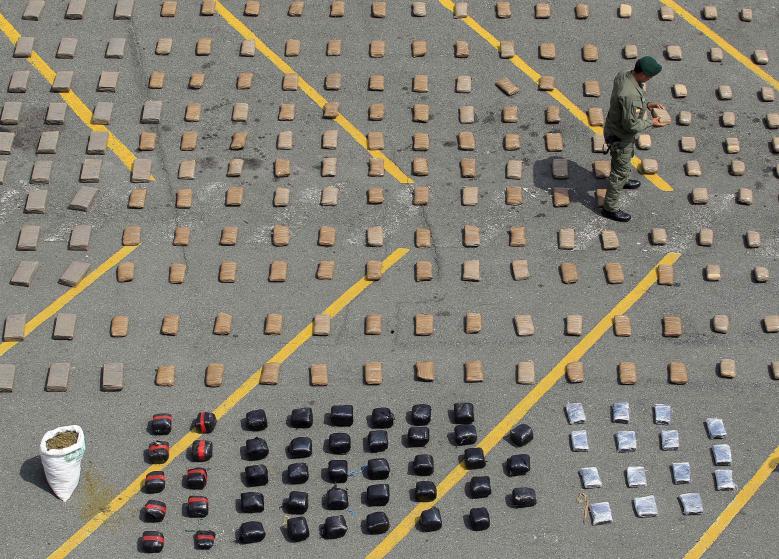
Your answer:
[684,445,779,558]
[48,247,410,559]
[366,251,681,559]
[660,0,779,91]
[0,245,138,358]
[0,11,144,176]
[437,0,673,192]
[212,1,412,185]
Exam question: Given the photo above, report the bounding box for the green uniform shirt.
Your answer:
[603,70,652,142]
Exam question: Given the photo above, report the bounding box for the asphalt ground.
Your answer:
[0,1,777,558]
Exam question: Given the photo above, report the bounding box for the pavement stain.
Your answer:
[78,463,117,523]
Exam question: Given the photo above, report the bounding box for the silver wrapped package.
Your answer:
[714,469,736,491]
[589,501,613,525]
[626,466,647,487]
[565,402,586,424]
[633,495,658,518]
[705,418,727,439]
[653,404,671,425]
[661,430,679,450]
[579,467,602,488]
[712,444,732,465]
[679,493,703,515]
[570,430,589,451]
[615,430,637,452]
[611,402,630,423]
[672,462,691,484]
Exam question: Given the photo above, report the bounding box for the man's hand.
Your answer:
[647,102,666,110]
[651,117,668,127]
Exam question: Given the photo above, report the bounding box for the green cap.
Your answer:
[637,56,662,77]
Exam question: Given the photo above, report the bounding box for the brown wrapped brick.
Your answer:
[415,360,435,381]
[310,363,328,386]
[116,262,134,282]
[364,362,382,385]
[668,362,688,384]
[618,362,637,384]
[566,362,584,383]
[613,315,632,337]
[213,312,232,335]
[264,313,282,335]
[205,363,224,387]
[161,314,180,336]
[260,362,279,385]
[156,365,175,386]
[465,360,484,382]
[415,314,434,336]
[111,315,128,337]
[219,261,237,283]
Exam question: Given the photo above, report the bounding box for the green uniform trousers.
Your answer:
[604,140,634,212]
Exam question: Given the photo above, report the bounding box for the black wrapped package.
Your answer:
[245,409,267,431]
[510,487,537,508]
[453,402,475,424]
[506,454,530,476]
[193,530,215,550]
[186,467,208,489]
[371,407,394,428]
[328,433,351,455]
[367,430,389,452]
[418,507,443,531]
[326,486,349,509]
[238,521,265,544]
[286,516,309,542]
[190,440,213,462]
[509,424,534,447]
[245,437,269,460]
[463,447,486,469]
[320,515,348,539]
[140,531,164,553]
[469,507,490,531]
[144,471,166,493]
[288,436,312,458]
[366,458,390,479]
[240,491,264,513]
[327,459,348,483]
[289,407,313,428]
[147,441,169,464]
[454,424,478,446]
[194,411,217,434]
[410,404,432,425]
[244,464,269,486]
[287,462,309,484]
[143,500,166,522]
[284,491,309,514]
[414,480,437,502]
[329,404,354,426]
[187,496,209,518]
[366,483,390,506]
[365,511,390,534]
[407,427,429,447]
[470,476,492,498]
[149,414,172,435]
[412,454,434,475]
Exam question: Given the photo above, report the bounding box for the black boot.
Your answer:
[602,208,631,222]
[624,179,641,189]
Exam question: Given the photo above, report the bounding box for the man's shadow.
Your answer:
[531,156,602,214]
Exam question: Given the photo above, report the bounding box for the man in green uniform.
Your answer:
[602,56,667,222]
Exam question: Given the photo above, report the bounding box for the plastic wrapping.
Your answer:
[147,441,169,464]
[506,454,530,476]
[453,402,475,424]
[510,487,536,508]
[418,506,442,531]
[615,431,637,452]
[626,466,647,487]
[714,469,736,491]
[289,436,313,458]
[611,402,630,423]
[589,502,612,525]
[578,467,602,488]
[186,467,208,489]
[245,437,269,460]
[367,458,390,479]
[321,515,348,539]
[705,418,727,439]
[190,440,213,462]
[661,430,680,450]
[287,462,309,484]
[412,454,434,475]
[410,404,432,425]
[149,414,172,435]
[653,404,671,425]
[371,407,394,428]
[509,424,533,446]
[407,426,429,447]
[144,471,165,493]
[328,459,348,483]
[193,530,215,550]
[327,433,350,455]
[326,487,348,509]
[469,507,490,531]
[330,404,354,426]
[284,491,308,514]
[143,500,166,522]
[286,516,310,542]
[238,521,265,544]
[366,483,390,506]
[712,444,732,465]
[245,409,267,431]
[140,531,164,553]
[187,496,209,518]
[679,493,703,515]
[194,411,217,434]
[367,430,389,452]
[470,476,491,498]
[463,448,485,469]
[672,462,691,484]
[244,464,268,486]
[289,407,313,428]
[365,511,390,534]
[454,424,478,445]
[633,495,657,518]
[240,491,264,512]
[570,430,589,451]
[565,403,586,424]
[415,480,437,501]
